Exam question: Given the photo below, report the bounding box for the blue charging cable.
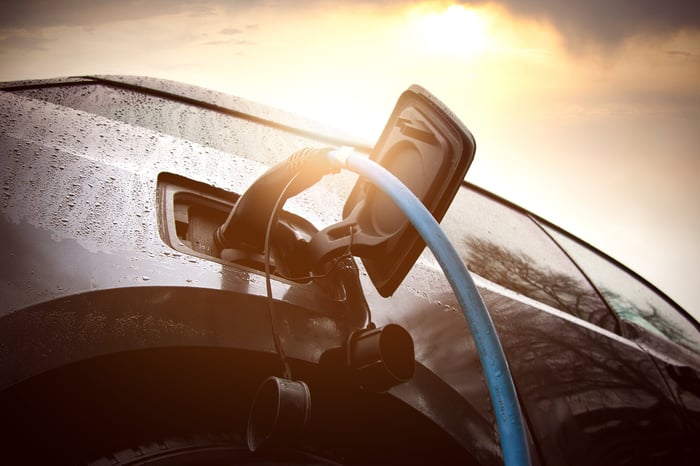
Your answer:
[328,148,532,466]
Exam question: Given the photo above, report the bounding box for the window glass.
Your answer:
[441,187,617,332]
[543,226,700,354]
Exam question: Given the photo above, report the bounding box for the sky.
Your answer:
[0,0,699,318]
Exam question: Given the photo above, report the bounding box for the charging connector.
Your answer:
[215,147,336,253]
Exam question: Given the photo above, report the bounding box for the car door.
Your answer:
[544,226,700,458]
[434,185,694,465]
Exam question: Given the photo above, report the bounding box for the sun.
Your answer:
[411,4,492,58]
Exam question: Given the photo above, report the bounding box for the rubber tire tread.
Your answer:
[87,432,340,466]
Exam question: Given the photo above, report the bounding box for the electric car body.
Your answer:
[1,76,699,465]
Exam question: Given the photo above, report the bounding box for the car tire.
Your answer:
[87,432,342,466]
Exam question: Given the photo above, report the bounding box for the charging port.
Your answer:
[158,172,320,281]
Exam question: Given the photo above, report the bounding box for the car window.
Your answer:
[441,186,618,332]
[543,226,700,355]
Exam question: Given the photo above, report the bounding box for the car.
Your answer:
[1,75,699,465]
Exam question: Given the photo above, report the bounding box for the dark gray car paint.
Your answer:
[1,77,699,465]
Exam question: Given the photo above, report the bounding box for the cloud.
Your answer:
[220,27,243,35]
[1,0,698,50]
[665,49,700,60]
[201,38,256,46]
[0,0,218,29]
[0,33,49,52]
[464,0,700,48]
[202,39,232,46]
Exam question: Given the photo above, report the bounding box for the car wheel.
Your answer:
[87,432,342,466]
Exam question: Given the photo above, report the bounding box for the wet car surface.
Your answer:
[1,76,699,465]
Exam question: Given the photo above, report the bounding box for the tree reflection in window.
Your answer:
[541,225,700,355]
[463,236,618,332]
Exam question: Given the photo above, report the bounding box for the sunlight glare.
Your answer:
[412,4,492,57]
